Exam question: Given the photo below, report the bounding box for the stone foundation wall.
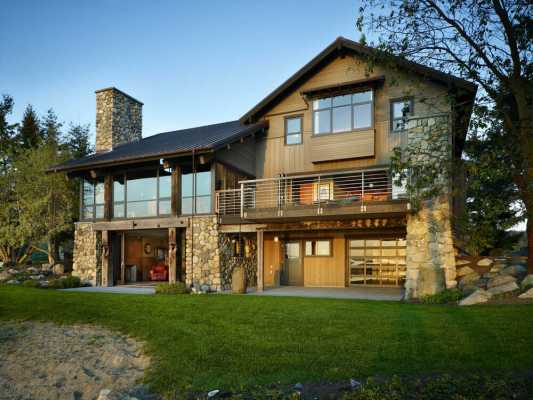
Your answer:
[219,233,258,290]
[185,216,221,292]
[72,222,101,286]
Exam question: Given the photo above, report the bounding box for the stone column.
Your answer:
[72,222,101,286]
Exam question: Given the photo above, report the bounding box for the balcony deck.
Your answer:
[216,168,410,223]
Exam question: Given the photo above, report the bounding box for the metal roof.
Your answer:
[50,120,266,173]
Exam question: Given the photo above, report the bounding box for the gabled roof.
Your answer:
[240,36,477,124]
[49,120,266,173]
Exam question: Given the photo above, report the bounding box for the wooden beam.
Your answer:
[104,175,112,220]
[93,217,187,231]
[101,230,111,287]
[257,230,264,292]
[171,165,182,216]
[168,227,177,283]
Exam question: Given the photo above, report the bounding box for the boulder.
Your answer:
[27,266,39,274]
[52,263,65,275]
[458,272,481,288]
[41,263,53,272]
[501,265,527,278]
[455,259,470,266]
[7,268,18,274]
[7,280,20,285]
[459,289,492,306]
[487,281,519,296]
[0,270,12,281]
[487,274,516,289]
[477,258,493,267]
[520,275,533,290]
[456,266,475,277]
[518,288,533,299]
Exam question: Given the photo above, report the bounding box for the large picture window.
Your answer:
[81,178,104,220]
[181,166,213,215]
[313,90,373,135]
[112,168,172,219]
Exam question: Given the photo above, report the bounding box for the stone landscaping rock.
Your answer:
[518,288,533,299]
[6,280,20,285]
[487,281,519,296]
[27,266,39,274]
[520,275,533,290]
[459,289,492,306]
[477,258,493,267]
[52,263,65,275]
[501,265,527,278]
[0,270,12,281]
[455,259,470,266]
[41,263,53,272]
[456,266,475,277]
[487,274,516,289]
[458,272,481,288]
[7,268,18,275]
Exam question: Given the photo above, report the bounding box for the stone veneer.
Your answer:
[95,88,142,152]
[219,233,258,290]
[72,222,101,286]
[403,115,457,299]
[185,216,222,292]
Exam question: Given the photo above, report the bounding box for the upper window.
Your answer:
[285,116,302,145]
[181,165,212,215]
[305,239,332,256]
[313,90,373,135]
[391,98,413,132]
[81,178,104,220]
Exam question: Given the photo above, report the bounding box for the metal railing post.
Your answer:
[361,171,365,210]
[240,183,244,219]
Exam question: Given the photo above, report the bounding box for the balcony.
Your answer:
[216,168,410,223]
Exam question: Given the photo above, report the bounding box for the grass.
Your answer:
[1,285,533,397]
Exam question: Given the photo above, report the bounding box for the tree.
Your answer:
[0,95,17,173]
[17,104,42,149]
[65,123,92,159]
[357,0,533,271]
[41,109,63,147]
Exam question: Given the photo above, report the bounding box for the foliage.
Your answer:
[64,123,93,159]
[22,279,41,288]
[357,0,533,270]
[419,288,463,304]
[17,104,43,150]
[49,276,81,289]
[2,285,533,396]
[155,282,190,295]
[0,94,17,173]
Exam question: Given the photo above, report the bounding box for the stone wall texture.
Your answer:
[403,115,457,299]
[185,216,221,292]
[219,233,258,290]
[95,88,142,153]
[72,222,101,286]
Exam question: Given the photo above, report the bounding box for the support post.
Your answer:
[257,230,264,292]
[171,165,182,216]
[168,227,177,283]
[104,175,112,220]
[120,232,125,285]
[101,230,111,287]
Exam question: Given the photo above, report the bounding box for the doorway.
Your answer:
[281,241,303,286]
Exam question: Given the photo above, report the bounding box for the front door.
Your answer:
[282,241,303,286]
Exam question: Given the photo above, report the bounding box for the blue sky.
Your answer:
[1,0,365,140]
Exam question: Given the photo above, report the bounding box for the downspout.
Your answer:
[191,148,195,291]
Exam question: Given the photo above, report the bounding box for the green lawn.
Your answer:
[1,286,533,397]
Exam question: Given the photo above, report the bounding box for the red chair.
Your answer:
[149,263,168,281]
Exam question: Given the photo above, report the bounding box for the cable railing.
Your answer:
[216,168,408,217]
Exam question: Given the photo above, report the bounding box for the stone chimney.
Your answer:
[95,87,143,152]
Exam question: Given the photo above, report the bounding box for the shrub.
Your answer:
[49,275,81,289]
[155,282,190,295]
[419,289,463,304]
[22,279,41,288]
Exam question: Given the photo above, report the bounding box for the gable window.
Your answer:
[313,90,373,135]
[305,239,332,256]
[285,115,302,145]
[391,98,413,132]
[81,178,104,220]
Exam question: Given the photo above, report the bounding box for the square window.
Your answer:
[354,103,372,129]
[314,109,331,134]
[391,99,413,131]
[332,106,351,132]
[305,240,332,256]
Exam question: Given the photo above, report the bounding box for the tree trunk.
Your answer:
[47,238,56,265]
[528,216,533,274]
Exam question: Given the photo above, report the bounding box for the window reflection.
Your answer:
[181,167,212,214]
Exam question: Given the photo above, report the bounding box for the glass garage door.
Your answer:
[348,238,406,286]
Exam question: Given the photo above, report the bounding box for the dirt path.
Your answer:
[0,321,152,400]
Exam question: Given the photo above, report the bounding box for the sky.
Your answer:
[1,0,365,141]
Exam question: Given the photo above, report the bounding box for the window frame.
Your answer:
[284,114,303,145]
[390,97,414,133]
[304,239,333,257]
[312,89,374,136]
[180,166,214,216]
[80,179,105,221]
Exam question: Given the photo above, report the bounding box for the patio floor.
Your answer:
[250,286,404,301]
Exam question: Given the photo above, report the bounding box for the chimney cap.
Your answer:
[95,87,144,105]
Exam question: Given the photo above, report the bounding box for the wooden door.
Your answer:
[282,241,303,286]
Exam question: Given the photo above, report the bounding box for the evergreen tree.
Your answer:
[17,104,42,149]
[41,109,63,147]
[65,123,92,159]
[0,95,18,173]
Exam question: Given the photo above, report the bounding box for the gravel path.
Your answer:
[0,321,152,400]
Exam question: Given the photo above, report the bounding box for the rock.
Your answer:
[97,389,112,400]
[487,281,519,296]
[501,265,527,278]
[27,266,39,274]
[41,263,53,272]
[458,272,480,288]
[350,379,362,389]
[0,270,12,281]
[455,259,470,266]
[520,275,533,290]
[459,289,492,306]
[8,268,18,274]
[518,288,533,299]
[487,275,516,289]
[30,274,45,280]
[456,266,475,277]
[477,258,493,267]
[207,389,221,398]
[7,280,20,285]
[53,263,65,275]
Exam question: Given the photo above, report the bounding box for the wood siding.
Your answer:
[256,54,451,178]
[215,136,256,177]
[303,236,346,287]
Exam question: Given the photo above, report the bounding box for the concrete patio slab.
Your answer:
[249,286,403,301]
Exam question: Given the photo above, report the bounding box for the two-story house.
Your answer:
[51,37,476,299]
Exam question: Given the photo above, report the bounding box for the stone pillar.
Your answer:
[72,222,101,286]
[185,216,221,292]
[95,87,143,153]
[101,230,112,287]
